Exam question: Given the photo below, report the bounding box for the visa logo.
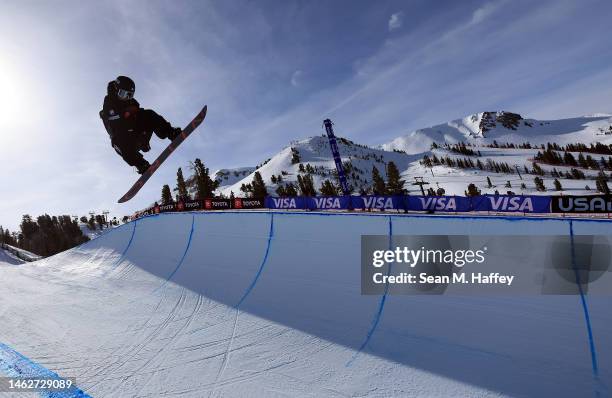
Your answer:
[272,198,297,209]
[489,197,533,212]
[313,197,342,209]
[419,197,456,211]
[363,197,394,209]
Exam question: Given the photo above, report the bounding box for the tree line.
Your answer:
[1,215,89,257]
[161,158,409,201]
[160,158,220,204]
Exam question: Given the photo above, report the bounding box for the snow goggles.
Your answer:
[117,88,134,101]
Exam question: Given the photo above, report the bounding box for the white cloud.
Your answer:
[471,2,500,25]
[291,70,303,87]
[388,11,404,31]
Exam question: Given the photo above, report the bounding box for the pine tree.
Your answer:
[578,153,588,168]
[532,162,545,176]
[192,158,217,199]
[161,184,173,205]
[87,215,96,231]
[596,171,610,194]
[487,176,493,188]
[371,166,386,195]
[386,161,405,194]
[297,174,316,196]
[175,167,190,201]
[95,214,105,230]
[534,177,546,192]
[319,179,338,196]
[465,183,481,196]
[291,147,301,164]
[284,183,298,197]
[554,179,563,191]
[251,171,268,198]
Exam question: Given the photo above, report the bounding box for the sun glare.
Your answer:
[0,62,29,129]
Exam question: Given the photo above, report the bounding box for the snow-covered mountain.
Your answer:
[213,167,256,187]
[382,111,612,154]
[213,111,612,197]
[217,135,421,197]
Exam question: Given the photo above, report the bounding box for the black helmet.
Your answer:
[113,75,135,101]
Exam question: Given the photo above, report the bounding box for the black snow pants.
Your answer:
[111,109,173,169]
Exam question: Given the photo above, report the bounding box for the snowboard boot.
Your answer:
[135,159,151,175]
[168,127,182,141]
[137,132,152,152]
[139,141,151,152]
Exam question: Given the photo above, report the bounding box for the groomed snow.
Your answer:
[0,212,610,397]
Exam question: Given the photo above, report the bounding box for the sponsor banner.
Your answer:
[158,203,177,213]
[352,196,406,210]
[136,195,612,215]
[234,198,265,209]
[552,195,612,213]
[406,196,470,212]
[175,200,202,211]
[306,196,352,210]
[473,195,551,213]
[265,196,308,209]
[133,207,155,219]
[154,203,177,214]
[203,198,231,210]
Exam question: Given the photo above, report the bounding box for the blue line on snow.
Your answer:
[568,220,601,396]
[165,214,195,283]
[121,219,138,259]
[235,213,275,308]
[347,215,393,366]
[152,215,196,295]
[102,218,137,277]
[0,342,91,398]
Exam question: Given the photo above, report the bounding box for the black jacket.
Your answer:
[100,81,141,140]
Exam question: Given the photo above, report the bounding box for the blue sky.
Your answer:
[1,0,612,230]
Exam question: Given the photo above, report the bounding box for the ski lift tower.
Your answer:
[323,119,350,196]
[412,176,430,196]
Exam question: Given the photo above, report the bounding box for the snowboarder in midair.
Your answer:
[100,76,182,174]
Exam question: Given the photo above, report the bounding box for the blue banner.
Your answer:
[406,196,471,212]
[352,196,406,210]
[265,196,309,209]
[473,195,551,213]
[264,195,552,213]
[306,196,352,210]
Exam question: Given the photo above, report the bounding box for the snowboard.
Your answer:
[118,105,207,203]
